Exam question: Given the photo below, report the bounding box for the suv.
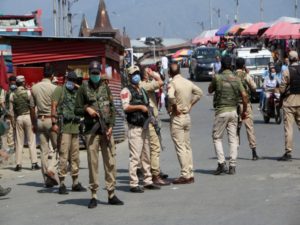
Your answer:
[189,47,220,81]
[234,47,273,102]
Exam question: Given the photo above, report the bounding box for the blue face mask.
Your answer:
[131,74,141,85]
[90,74,101,84]
[66,81,75,91]
[10,84,17,91]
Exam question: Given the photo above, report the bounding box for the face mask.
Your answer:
[270,73,276,79]
[10,84,17,91]
[131,74,141,85]
[90,74,101,84]
[66,81,75,90]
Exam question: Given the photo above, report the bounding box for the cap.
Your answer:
[16,75,25,83]
[67,71,78,80]
[289,51,298,61]
[8,76,16,82]
[127,66,140,75]
[89,61,101,74]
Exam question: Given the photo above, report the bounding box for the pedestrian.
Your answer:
[161,54,169,83]
[51,71,86,195]
[120,65,161,193]
[0,76,16,152]
[213,55,222,75]
[235,58,259,160]
[75,61,123,208]
[167,62,203,184]
[140,67,170,186]
[208,56,248,175]
[278,51,300,161]
[30,67,58,188]
[10,75,40,171]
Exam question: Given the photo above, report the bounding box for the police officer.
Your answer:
[30,67,58,187]
[167,62,203,184]
[75,61,123,208]
[278,51,300,161]
[10,75,40,171]
[120,66,161,192]
[235,58,259,160]
[1,76,17,152]
[51,72,86,194]
[140,67,170,185]
[208,56,248,175]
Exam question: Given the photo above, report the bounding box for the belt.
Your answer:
[38,115,52,119]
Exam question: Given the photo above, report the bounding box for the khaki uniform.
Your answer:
[52,86,80,180]
[120,86,153,187]
[31,79,57,182]
[75,81,117,193]
[236,70,257,149]
[210,70,245,167]
[168,74,203,178]
[280,63,300,153]
[10,87,38,166]
[140,78,161,176]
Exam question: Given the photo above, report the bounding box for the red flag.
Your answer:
[0,51,9,91]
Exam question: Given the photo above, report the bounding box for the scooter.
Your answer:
[261,92,282,124]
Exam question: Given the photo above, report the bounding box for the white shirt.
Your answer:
[161,56,168,70]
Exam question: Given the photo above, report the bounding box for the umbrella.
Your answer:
[262,21,292,38]
[227,23,252,36]
[192,36,220,45]
[172,49,192,58]
[241,22,266,36]
[215,24,233,36]
[269,23,300,39]
[192,29,219,44]
[0,51,8,91]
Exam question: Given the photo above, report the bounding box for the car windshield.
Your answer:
[245,58,270,67]
[196,49,219,59]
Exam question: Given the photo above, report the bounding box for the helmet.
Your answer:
[127,66,140,75]
[89,61,101,74]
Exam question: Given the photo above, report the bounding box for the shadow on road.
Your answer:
[194,169,215,175]
[117,169,129,173]
[116,175,130,181]
[161,118,170,123]
[17,181,44,188]
[115,185,132,193]
[58,198,109,207]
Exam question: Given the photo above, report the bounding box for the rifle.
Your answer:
[91,111,112,148]
[237,105,242,146]
[143,106,165,151]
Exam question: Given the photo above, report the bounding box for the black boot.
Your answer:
[278,152,292,161]
[58,184,69,195]
[252,148,259,161]
[213,163,228,175]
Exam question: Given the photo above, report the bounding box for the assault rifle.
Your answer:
[91,111,112,148]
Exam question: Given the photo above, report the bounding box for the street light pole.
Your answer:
[295,0,298,17]
[53,0,57,36]
[234,0,239,24]
[209,0,213,29]
[260,0,264,21]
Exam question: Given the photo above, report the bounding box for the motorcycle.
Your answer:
[261,91,282,124]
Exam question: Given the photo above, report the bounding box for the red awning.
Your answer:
[261,22,291,39]
[241,22,266,36]
[267,23,300,39]
[10,39,106,65]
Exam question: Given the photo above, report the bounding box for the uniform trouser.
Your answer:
[37,118,58,182]
[149,123,161,176]
[212,111,239,167]
[86,134,116,192]
[1,118,15,150]
[170,114,194,179]
[58,133,79,179]
[239,103,256,149]
[283,106,300,153]
[128,125,153,188]
[15,114,38,165]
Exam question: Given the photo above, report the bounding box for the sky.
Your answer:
[0,0,297,39]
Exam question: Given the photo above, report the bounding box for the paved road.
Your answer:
[1,69,300,225]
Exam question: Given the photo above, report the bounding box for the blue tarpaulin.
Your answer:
[215,24,233,36]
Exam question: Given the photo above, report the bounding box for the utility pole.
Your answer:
[213,8,221,27]
[58,0,61,36]
[53,0,57,36]
[226,14,230,25]
[295,0,298,17]
[209,0,213,29]
[260,0,264,21]
[234,0,239,24]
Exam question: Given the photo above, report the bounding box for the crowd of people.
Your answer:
[0,49,300,208]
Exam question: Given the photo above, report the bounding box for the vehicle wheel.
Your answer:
[275,107,282,124]
[263,115,270,123]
